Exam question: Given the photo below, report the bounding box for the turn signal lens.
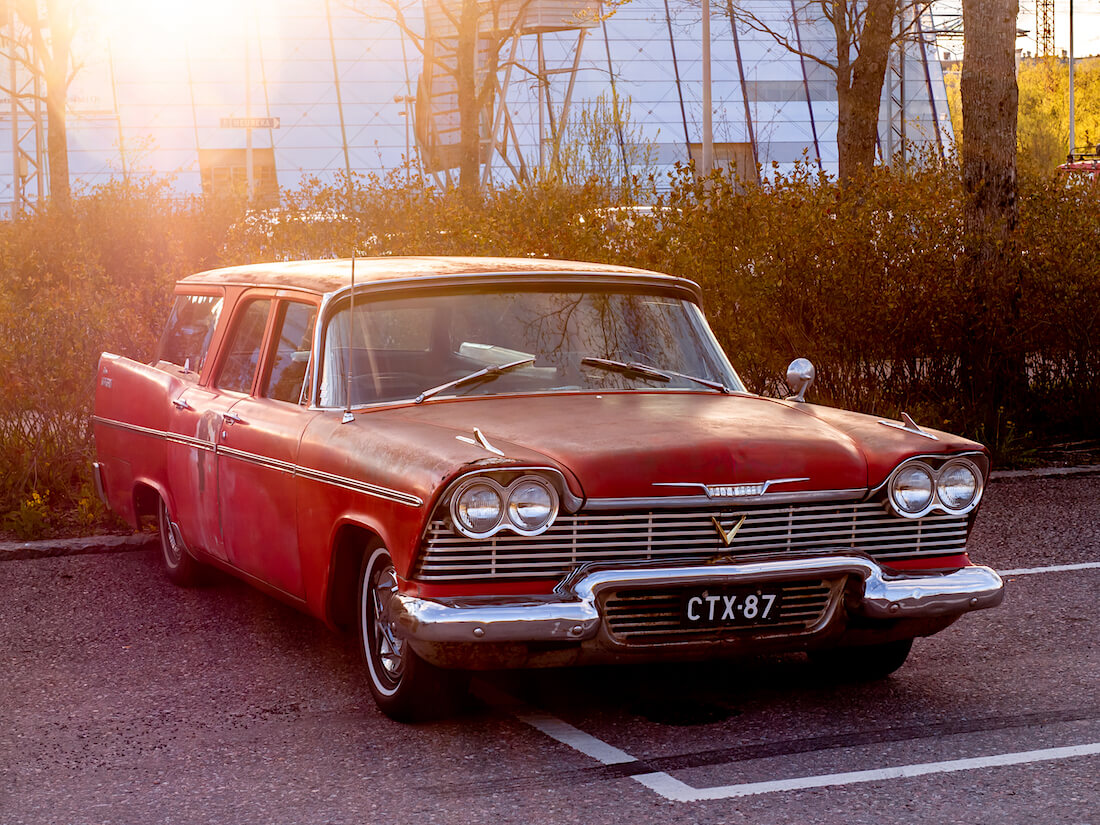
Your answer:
[455,482,503,534]
[890,463,935,515]
[937,461,980,511]
[507,477,558,533]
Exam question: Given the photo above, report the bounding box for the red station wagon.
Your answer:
[92,257,1004,721]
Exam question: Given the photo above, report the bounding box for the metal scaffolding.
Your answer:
[415,0,596,185]
[2,5,46,218]
[1037,0,1055,56]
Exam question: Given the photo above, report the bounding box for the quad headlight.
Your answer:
[453,480,504,535]
[450,474,560,538]
[887,457,984,519]
[891,463,935,515]
[936,459,981,511]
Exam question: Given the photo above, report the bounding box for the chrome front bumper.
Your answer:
[392,554,1004,646]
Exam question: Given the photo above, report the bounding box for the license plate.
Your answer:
[681,587,782,626]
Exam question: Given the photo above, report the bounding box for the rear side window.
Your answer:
[264,301,317,404]
[216,300,272,394]
[158,294,223,372]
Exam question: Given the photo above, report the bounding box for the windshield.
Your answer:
[318,287,742,407]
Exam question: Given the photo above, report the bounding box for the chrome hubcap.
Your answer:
[161,505,182,567]
[371,563,405,681]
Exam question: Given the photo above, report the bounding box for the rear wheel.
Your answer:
[359,546,468,722]
[810,638,913,681]
[156,496,202,586]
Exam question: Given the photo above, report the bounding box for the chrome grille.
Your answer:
[416,501,969,582]
[602,579,838,642]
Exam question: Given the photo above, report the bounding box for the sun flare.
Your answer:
[93,0,262,47]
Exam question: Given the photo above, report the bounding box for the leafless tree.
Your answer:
[730,0,934,183]
[348,0,541,196]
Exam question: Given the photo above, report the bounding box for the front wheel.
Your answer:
[359,547,468,722]
[156,496,202,587]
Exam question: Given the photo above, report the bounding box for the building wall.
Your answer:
[0,0,953,211]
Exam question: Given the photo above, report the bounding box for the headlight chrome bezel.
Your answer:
[886,456,984,519]
[449,474,560,539]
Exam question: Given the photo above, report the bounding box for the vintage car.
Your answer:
[92,257,1003,721]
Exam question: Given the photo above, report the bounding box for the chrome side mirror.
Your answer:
[785,358,815,402]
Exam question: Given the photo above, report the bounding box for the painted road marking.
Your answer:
[498,558,1100,800]
[472,680,639,766]
[1000,561,1100,576]
[630,743,1100,801]
[507,696,1100,802]
[517,711,638,766]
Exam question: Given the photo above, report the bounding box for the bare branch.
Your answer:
[344,0,425,54]
[732,3,840,75]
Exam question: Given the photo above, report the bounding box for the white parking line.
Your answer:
[517,711,638,766]
[1000,561,1100,576]
[630,743,1100,801]
[474,680,638,765]
[511,698,1100,803]
[500,559,1100,801]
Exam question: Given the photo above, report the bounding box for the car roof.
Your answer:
[180,256,699,299]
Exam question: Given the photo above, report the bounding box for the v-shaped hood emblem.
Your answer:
[712,514,747,547]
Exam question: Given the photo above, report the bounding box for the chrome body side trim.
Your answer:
[90,414,423,508]
[92,415,216,453]
[217,445,298,476]
[390,555,1004,645]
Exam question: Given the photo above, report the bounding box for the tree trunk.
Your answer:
[961,0,1018,241]
[835,0,898,183]
[45,67,70,210]
[960,0,1020,444]
[456,0,480,197]
[18,0,74,210]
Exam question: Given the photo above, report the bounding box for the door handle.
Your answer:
[223,411,245,425]
[172,398,193,411]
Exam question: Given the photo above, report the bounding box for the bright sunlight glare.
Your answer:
[91,0,261,45]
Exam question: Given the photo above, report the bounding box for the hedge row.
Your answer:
[2,166,1097,535]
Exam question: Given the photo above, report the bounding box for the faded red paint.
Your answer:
[92,258,989,633]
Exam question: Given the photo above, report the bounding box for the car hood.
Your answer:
[375,391,975,502]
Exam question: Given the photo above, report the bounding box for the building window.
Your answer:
[198,148,279,205]
[688,143,759,184]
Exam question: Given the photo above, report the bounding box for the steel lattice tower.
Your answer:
[1037,0,1056,56]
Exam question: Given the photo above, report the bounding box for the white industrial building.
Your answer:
[1,0,955,214]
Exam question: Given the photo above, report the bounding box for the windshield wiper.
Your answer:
[414,357,535,404]
[580,357,731,393]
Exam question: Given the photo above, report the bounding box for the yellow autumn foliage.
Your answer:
[2,165,1098,536]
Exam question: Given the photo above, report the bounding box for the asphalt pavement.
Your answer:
[1,470,1097,825]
